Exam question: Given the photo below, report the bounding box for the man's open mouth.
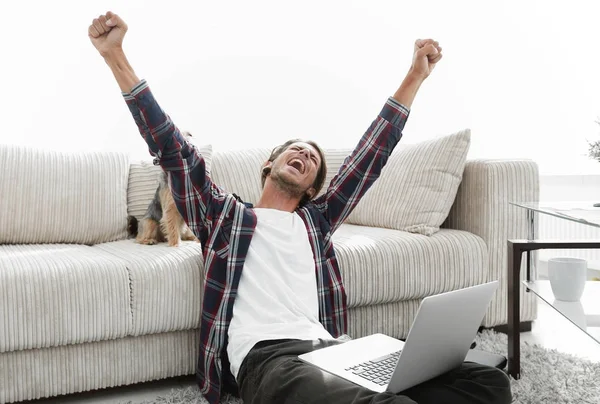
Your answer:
[288,158,305,174]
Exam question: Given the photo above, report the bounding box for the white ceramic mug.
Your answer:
[548,257,587,302]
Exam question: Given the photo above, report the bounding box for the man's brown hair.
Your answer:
[261,139,328,205]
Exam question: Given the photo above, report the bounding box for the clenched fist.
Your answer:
[88,11,128,58]
[410,39,443,80]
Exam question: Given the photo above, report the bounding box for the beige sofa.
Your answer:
[0,136,539,403]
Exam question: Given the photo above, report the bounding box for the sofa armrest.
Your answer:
[443,159,540,327]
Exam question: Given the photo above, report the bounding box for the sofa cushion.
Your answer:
[317,149,353,198]
[210,148,270,204]
[346,130,471,235]
[127,144,213,220]
[0,145,130,244]
[94,240,204,335]
[0,244,132,353]
[332,224,488,308]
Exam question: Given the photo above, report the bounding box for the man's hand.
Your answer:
[392,38,443,108]
[88,11,128,58]
[409,39,443,81]
[88,11,139,93]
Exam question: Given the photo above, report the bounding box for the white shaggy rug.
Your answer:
[133,330,600,404]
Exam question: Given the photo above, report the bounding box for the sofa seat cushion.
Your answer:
[332,225,488,308]
[0,244,132,353]
[94,240,204,335]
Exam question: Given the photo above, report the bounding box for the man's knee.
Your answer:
[490,368,512,404]
[465,363,512,404]
[481,365,511,388]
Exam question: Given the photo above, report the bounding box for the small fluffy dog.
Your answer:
[128,131,199,247]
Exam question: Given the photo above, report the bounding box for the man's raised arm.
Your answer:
[312,39,443,233]
[88,11,226,238]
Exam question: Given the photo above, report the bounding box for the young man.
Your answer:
[89,11,512,404]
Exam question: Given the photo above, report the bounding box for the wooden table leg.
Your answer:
[507,242,523,379]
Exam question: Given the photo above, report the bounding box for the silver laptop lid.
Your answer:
[387,281,499,393]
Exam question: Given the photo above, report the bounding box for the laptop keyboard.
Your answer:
[344,350,402,386]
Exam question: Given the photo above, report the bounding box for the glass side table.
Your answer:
[507,201,600,379]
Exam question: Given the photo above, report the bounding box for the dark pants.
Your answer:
[237,339,512,404]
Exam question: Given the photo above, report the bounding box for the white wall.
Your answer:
[2,0,600,174]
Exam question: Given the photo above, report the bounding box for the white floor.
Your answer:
[520,297,600,363]
[23,298,600,404]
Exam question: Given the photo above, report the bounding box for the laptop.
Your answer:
[298,281,499,393]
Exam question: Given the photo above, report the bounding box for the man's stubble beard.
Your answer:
[270,167,307,200]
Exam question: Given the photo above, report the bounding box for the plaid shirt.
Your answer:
[123,80,409,403]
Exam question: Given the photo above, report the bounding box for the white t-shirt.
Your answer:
[227,208,334,379]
